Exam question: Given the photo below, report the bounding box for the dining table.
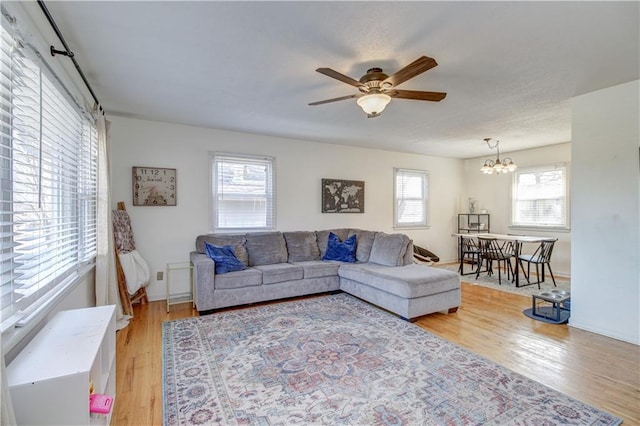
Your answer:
[452,233,552,288]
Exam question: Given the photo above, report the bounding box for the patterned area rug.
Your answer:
[435,262,571,298]
[163,293,620,425]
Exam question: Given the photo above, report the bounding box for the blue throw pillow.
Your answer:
[204,242,247,274]
[322,232,357,262]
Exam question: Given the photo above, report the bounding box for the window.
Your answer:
[211,153,275,231]
[511,164,569,228]
[1,17,98,331]
[394,168,429,228]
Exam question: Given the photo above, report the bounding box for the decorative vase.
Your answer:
[468,198,477,214]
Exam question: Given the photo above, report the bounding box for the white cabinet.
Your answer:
[7,305,116,425]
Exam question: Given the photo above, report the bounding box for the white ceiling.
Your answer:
[41,1,639,158]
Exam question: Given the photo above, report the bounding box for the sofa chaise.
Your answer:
[190,228,460,321]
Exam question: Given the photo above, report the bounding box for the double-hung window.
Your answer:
[511,163,569,229]
[394,168,429,228]
[1,15,98,331]
[211,153,275,231]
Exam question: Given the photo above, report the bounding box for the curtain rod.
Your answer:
[36,0,105,115]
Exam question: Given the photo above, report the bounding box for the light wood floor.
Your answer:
[114,283,640,425]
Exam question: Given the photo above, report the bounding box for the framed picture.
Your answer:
[132,167,177,206]
[322,178,365,213]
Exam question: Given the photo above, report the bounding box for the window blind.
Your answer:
[394,168,429,228]
[0,16,98,331]
[511,164,567,227]
[212,153,275,231]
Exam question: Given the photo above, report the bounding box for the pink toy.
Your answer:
[89,394,113,414]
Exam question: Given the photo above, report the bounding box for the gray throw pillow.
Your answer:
[246,232,288,266]
[284,231,320,262]
[368,232,410,266]
[349,229,377,263]
[195,234,248,266]
[402,240,414,266]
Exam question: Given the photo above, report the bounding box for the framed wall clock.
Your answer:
[132,167,177,206]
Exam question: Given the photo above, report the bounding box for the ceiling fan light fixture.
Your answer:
[357,92,391,116]
[310,56,446,115]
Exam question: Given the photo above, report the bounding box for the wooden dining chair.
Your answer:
[517,238,557,289]
[476,236,513,285]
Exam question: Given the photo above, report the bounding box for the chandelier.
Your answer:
[480,138,517,174]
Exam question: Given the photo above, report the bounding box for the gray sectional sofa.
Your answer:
[190,228,460,321]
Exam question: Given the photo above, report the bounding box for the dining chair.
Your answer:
[459,236,481,275]
[502,240,519,277]
[476,236,513,285]
[517,238,557,289]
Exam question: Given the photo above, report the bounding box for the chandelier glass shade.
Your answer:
[357,92,391,116]
[480,138,517,174]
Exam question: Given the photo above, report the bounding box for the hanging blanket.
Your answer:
[112,210,136,253]
[118,250,151,295]
[112,208,150,294]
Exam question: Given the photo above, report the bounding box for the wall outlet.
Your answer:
[157,271,163,281]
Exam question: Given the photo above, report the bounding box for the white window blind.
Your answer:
[1,16,98,331]
[212,153,275,231]
[394,168,429,228]
[511,164,568,228]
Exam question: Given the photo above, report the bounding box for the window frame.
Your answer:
[393,168,430,229]
[509,163,570,231]
[210,152,276,233]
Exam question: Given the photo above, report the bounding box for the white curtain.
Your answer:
[95,112,131,330]
[1,355,16,425]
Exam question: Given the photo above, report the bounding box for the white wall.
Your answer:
[461,143,572,276]
[109,116,465,301]
[570,80,639,345]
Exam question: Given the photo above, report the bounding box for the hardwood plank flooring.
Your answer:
[114,284,639,425]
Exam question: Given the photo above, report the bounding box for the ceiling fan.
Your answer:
[309,56,446,118]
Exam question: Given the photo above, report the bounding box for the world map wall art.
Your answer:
[322,178,365,213]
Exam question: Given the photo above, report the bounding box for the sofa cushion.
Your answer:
[349,229,377,263]
[254,263,304,284]
[316,228,350,258]
[403,240,414,266]
[322,232,357,262]
[204,242,246,274]
[196,234,248,266]
[339,263,460,298]
[291,260,341,279]
[214,268,263,290]
[368,232,411,266]
[246,232,288,266]
[284,231,320,262]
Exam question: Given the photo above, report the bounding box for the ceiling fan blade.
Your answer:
[390,89,446,102]
[308,94,358,106]
[315,68,364,88]
[383,56,438,88]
